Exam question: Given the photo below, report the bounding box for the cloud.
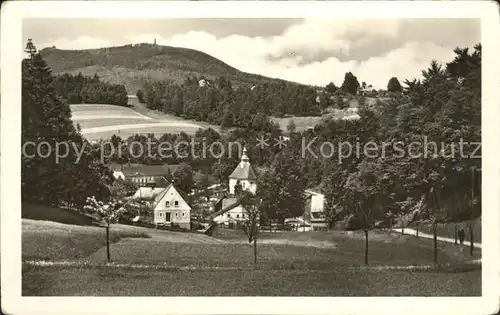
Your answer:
[42,36,114,50]
[40,19,478,89]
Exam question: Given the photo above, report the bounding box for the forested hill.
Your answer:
[39,44,304,93]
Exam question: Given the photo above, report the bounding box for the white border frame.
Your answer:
[1,1,499,315]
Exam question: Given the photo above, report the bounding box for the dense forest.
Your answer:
[52,72,128,106]
[22,40,113,207]
[140,76,322,129]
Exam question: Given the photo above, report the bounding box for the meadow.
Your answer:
[22,204,481,296]
[70,103,206,140]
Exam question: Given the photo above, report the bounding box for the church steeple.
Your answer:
[240,147,249,162]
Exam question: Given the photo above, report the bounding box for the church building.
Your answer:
[212,147,258,225]
[228,147,258,194]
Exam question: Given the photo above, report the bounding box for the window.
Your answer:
[227,213,230,218]
[165,201,170,207]
[159,213,163,217]
[182,213,185,217]
[236,214,240,218]
[175,213,178,217]
[242,213,245,218]
[174,201,179,207]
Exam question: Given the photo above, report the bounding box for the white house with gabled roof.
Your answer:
[132,184,191,229]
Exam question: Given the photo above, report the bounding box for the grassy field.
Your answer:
[22,204,481,296]
[76,118,157,129]
[23,265,480,296]
[70,103,207,140]
[22,220,151,261]
[22,203,96,226]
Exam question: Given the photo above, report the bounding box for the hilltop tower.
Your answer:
[228,147,258,194]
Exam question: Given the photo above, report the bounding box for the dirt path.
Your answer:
[391,228,482,249]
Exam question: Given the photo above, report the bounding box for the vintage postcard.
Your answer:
[1,1,499,314]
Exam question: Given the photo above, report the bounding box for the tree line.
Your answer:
[301,45,481,264]
[52,72,128,106]
[139,75,322,129]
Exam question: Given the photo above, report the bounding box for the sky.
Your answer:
[23,18,480,89]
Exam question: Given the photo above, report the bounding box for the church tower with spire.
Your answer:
[228,147,258,195]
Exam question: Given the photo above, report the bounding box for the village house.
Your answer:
[198,79,210,87]
[358,85,377,97]
[110,163,176,187]
[131,184,191,229]
[304,189,328,230]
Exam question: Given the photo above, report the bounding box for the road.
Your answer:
[392,228,482,249]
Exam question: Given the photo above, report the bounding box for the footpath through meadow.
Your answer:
[392,228,482,249]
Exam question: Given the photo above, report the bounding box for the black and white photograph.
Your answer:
[1,1,499,314]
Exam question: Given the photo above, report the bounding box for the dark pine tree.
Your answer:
[22,41,110,207]
[387,77,403,93]
[341,72,360,95]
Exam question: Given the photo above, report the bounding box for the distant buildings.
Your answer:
[110,163,176,187]
[198,79,210,87]
[358,85,377,97]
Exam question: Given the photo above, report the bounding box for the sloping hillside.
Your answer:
[39,44,299,93]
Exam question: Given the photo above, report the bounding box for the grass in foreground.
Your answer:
[22,216,481,296]
[22,203,96,226]
[22,265,481,296]
[81,227,478,269]
[22,220,151,261]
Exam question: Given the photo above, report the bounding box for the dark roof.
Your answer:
[305,188,323,196]
[229,161,258,180]
[140,183,191,210]
[153,176,170,187]
[109,163,178,177]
